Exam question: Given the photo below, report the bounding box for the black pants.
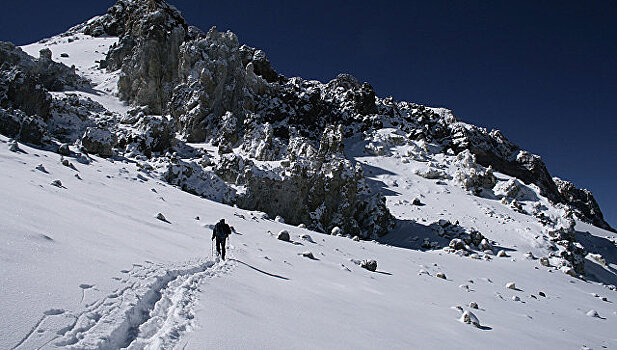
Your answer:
[216,237,227,260]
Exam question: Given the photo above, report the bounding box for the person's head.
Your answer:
[220,218,225,223]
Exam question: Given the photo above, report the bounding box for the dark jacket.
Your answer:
[212,221,231,240]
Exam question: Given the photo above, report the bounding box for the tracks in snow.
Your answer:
[13,258,234,350]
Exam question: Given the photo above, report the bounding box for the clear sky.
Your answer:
[1,1,615,227]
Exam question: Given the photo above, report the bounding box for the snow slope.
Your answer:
[1,26,616,350]
[2,136,617,349]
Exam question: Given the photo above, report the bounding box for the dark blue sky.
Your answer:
[1,1,615,226]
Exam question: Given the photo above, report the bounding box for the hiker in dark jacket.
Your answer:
[212,218,231,260]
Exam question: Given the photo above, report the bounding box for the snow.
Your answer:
[1,27,616,350]
[2,136,617,349]
[21,33,130,116]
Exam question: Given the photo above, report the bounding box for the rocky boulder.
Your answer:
[80,127,116,157]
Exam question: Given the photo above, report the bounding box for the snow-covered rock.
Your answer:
[360,259,377,272]
[459,310,481,327]
[80,127,115,157]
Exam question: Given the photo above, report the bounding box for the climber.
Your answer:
[212,218,231,260]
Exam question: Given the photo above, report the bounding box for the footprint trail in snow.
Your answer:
[12,259,234,350]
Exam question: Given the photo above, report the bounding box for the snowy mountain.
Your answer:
[1,0,616,349]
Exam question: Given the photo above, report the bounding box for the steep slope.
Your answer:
[7,0,611,236]
[2,136,616,349]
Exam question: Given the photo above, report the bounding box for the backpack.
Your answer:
[214,221,230,239]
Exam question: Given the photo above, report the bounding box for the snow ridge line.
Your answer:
[52,259,228,350]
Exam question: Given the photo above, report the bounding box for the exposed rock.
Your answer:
[459,310,481,327]
[39,48,52,60]
[236,129,394,238]
[0,108,49,145]
[449,124,561,203]
[156,212,170,223]
[415,166,449,180]
[95,0,188,114]
[50,179,63,188]
[586,310,600,318]
[80,127,115,157]
[453,150,496,193]
[299,234,314,243]
[300,251,315,259]
[48,94,105,143]
[360,259,377,272]
[8,139,20,152]
[117,114,175,157]
[171,28,246,142]
[478,239,492,251]
[35,164,47,173]
[449,238,465,250]
[58,143,71,156]
[164,159,236,204]
[587,253,606,267]
[240,45,284,84]
[553,177,614,232]
[277,230,290,242]
[506,282,517,290]
[561,266,577,277]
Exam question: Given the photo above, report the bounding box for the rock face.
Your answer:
[171,28,247,142]
[89,0,188,114]
[449,125,561,202]
[0,41,90,146]
[553,177,614,232]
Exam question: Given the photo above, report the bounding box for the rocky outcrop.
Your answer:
[48,94,106,143]
[80,127,116,157]
[448,123,561,203]
[164,159,236,204]
[453,150,496,193]
[0,108,49,145]
[553,177,614,232]
[0,42,86,145]
[171,28,247,142]
[237,126,394,238]
[94,0,188,114]
[240,45,285,84]
[117,108,175,156]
